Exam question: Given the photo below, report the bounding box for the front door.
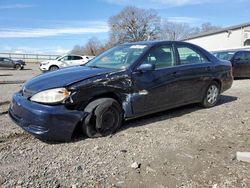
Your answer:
[131,44,182,115]
[232,51,250,77]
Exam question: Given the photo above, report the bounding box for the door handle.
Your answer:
[172,71,181,77]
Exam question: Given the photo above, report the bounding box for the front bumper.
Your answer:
[8,92,85,141]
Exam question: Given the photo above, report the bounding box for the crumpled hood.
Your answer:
[23,66,115,95]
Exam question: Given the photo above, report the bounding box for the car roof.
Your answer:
[213,50,250,53]
[121,40,196,47]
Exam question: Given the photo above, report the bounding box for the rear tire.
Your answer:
[82,98,122,138]
[201,81,220,108]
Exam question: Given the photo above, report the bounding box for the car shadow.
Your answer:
[234,77,250,80]
[44,95,237,144]
[0,74,13,76]
[0,68,32,71]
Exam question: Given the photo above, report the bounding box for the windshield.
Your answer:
[85,44,148,69]
[213,51,236,60]
[55,56,61,60]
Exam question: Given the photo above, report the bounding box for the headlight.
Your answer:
[30,88,70,104]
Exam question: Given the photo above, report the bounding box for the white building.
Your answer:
[183,23,250,51]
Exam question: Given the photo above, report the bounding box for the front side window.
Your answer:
[143,45,175,69]
[59,56,70,61]
[86,44,148,69]
[177,45,209,65]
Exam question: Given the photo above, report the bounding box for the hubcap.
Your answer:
[207,85,219,104]
[99,108,117,132]
[50,67,58,71]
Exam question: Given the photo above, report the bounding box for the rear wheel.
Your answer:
[82,98,122,138]
[202,81,220,108]
[49,65,59,71]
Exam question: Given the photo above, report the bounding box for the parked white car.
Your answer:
[39,54,94,71]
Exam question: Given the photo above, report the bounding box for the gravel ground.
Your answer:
[0,64,250,188]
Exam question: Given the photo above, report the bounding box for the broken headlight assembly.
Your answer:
[30,88,71,104]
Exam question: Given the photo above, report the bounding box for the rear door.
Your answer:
[174,43,214,103]
[71,56,84,65]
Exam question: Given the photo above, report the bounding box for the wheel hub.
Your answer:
[100,109,116,131]
[207,85,219,104]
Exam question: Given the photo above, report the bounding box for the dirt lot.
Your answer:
[0,63,250,188]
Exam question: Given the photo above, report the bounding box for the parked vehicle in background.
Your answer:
[212,51,236,61]
[212,50,250,77]
[0,57,26,70]
[9,41,233,141]
[39,54,94,72]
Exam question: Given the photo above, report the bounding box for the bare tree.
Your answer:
[71,37,107,56]
[71,45,84,55]
[108,6,161,44]
[71,7,222,54]
[200,22,221,32]
[160,20,196,41]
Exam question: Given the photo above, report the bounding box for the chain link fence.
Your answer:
[0,53,60,63]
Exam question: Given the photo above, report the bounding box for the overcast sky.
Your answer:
[0,0,250,54]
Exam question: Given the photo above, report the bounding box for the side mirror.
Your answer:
[136,63,155,72]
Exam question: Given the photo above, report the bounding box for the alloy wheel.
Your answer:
[207,85,219,105]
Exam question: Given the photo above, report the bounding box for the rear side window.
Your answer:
[243,51,250,60]
[4,58,11,62]
[144,45,175,69]
[176,45,209,65]
[72,56,82,60]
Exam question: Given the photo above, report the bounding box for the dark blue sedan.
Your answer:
[9,41,233,141]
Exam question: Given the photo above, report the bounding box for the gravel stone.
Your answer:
[0,64,250,187]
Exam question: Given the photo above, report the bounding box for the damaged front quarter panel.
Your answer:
[66,69,136,118]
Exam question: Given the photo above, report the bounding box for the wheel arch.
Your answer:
[71,92,124,139]
[88,92,123,107]
[212,79,222,93]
